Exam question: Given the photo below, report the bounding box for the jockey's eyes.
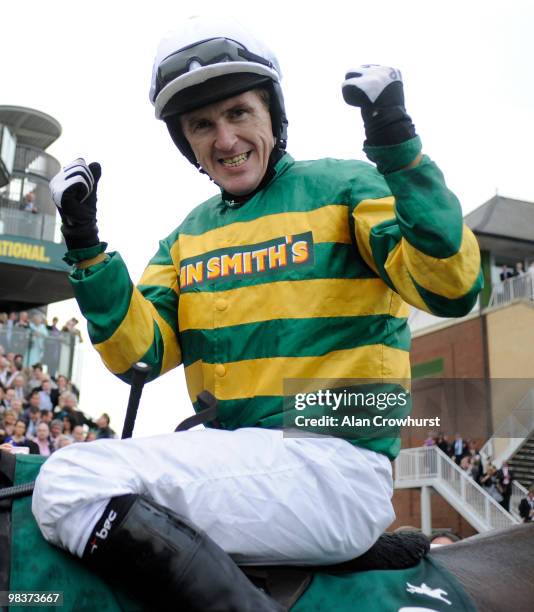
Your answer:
[191,119,212,132]
[186,104,254,135]
[227,107,248,120]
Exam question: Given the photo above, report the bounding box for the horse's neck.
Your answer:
[431,525,534,612]
[432,524,534,576]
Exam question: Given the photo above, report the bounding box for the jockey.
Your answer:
[33,16,482,610]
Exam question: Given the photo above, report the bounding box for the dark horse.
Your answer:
[431,524,534,612]
[2,450,534,612]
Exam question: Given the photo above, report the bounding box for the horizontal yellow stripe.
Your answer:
[353,199,479,309]
[176,205,352,261]
[95,288,182,374]
[179,278,409,331]
[404,226,481,299]
[94,287,156,373]
[184,345,411,402]
[139,264,179,294]
[352,197,396,274]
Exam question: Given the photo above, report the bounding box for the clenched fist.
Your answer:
[50,158,102,250]
[342,65,416,146]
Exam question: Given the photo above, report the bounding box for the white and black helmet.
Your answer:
[149,16,288,166]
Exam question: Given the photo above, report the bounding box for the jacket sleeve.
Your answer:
[351,137,483,317]
[68,231,182,382]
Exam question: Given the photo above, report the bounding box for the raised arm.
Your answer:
[343,65,482,316]
[50,159,182,382]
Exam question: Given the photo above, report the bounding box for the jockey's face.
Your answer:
[181,90,275,196]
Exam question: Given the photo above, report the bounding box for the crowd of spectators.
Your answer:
[500,259,534,280]
[0,311,83,373]
[498,261,534,296]
[498,262,531,281]
[0,339,115,456]
[422,431,514,512]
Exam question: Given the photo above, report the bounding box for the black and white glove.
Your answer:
[50,158,102,250]
[342,65,416,146]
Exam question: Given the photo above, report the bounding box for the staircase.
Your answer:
[507,435,534,488]
[480,389,534,469]
[395,390,534,530]
[480,389,534,517]
[395,446,519,533]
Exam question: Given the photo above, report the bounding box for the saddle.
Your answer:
[241,531,430,608]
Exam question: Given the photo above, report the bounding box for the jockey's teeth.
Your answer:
[221,153,248,167]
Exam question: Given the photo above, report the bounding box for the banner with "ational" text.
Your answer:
[0,235,70,271]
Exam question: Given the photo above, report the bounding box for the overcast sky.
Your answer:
[3,0,533,436]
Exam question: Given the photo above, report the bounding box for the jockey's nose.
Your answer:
[214,121,238,152]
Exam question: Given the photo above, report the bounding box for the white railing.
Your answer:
[395,446,518,532]
[480,389,534,468]
[0,327,79,379]
[0,205,58,241]
[510,479,529,522]
[488,272,534,308]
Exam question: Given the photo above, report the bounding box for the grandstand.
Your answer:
[0,106,79,379]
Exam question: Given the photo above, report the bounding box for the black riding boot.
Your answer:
[83,494,284,612]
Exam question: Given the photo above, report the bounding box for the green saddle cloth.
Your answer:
[10,455,140,612]
[10,455,476,612]
[292,557,476,612]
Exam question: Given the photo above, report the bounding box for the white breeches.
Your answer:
[32,428,395,565]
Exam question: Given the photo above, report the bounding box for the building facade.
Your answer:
[0,106,78,378]
[393,197,534,535]
[0,106,72,312]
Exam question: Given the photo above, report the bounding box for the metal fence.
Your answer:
[0,144,62,241]
[0,327,78,379]
[489,272,534,308]
[0,205,58,241]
